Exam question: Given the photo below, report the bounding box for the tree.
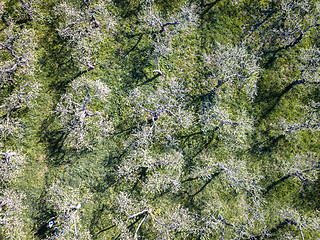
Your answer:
[0,81,41,139]
[196,197,268,240]
[200,43,259,150]
[56,77,112,150]
[203,42,259,98]
[265,151,319,195]
[277,0,320,49]
[19,0,37,21]
[129,79,193,146]
[113,192,195,240]
[0,21,37,86]
[45,182,92,240]
[116,148,184,194]
[185,150,266,239]
[191,153,263,195]
[248,0,320,51]
[0,147,26,239]
[142,1,198,32]
[275,101,319,138]
[139,1,198,75]
[0,149,25,185]
[278,208,320,240]
[297,47,320,86]
[0,189,27,239]
[0,8,40,140]
[54,0,116,70]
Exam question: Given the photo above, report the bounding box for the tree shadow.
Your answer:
[90,201,116,239]
[180,172,221,212]
[119,45,157,90]
[37,40,79,95]
[297,177,320,210]
[37,115,68,167]
[263,174,291,195]
[256,78,319,122]
[181,128,218,171]
[137,73,162,87]
[112,0,143,19]
[254,220,295,239]
[32,190,56,239]
[251,134,286,155]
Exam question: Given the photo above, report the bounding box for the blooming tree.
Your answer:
[140,1,198,75]
[0,189,26,239]
[113,192,195,240]
[0,22,37,85]
[130,79,193,146]
[116,148,184,194]
[56,77,112,150]
[46,182,92,239]
[0,81,41,139]
[0,150,25,185]
[54,0,116,70]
